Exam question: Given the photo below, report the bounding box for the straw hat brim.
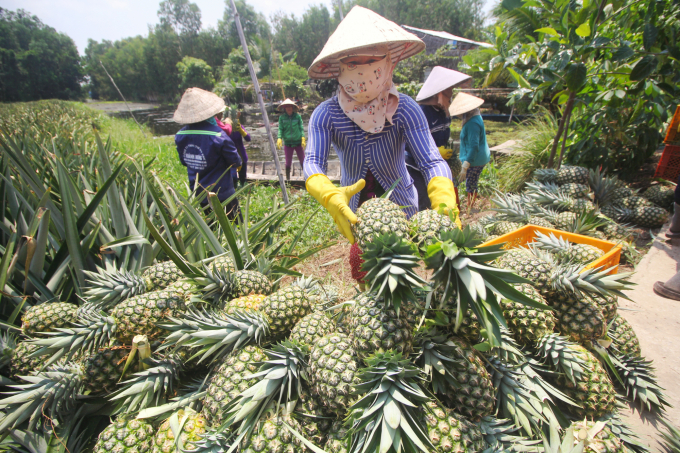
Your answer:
[308,6,425,80]
[278,99,299,111]
[173,88,225,124]
[449,92,485,116]
[416,66,472,101]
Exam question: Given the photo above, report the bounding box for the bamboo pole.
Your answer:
[229,0,289,204]
[99,61,147,138]
[337,0,345,20]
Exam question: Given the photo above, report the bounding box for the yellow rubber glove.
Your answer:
[237,166,242,172]
[276,138,283,149]
[427,176,462,228]
[238,124,247,138]
[306,174,365,243]
[438,146,453,160]
[301,137,307,148]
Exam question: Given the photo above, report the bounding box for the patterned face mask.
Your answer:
[337,56,391,103]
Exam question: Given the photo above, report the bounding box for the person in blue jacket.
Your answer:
[450,92,490,212]
[173,88,242,220]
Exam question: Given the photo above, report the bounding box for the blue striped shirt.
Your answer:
[304,94,452,217]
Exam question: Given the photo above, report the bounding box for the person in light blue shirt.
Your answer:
[451,92,490,211]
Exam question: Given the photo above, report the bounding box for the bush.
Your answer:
[177,56,215,92]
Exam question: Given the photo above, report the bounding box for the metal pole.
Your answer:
[228,0,289,204]
[337,0,344,20]
[99,61,147,138]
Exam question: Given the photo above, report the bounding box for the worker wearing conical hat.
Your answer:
[406,66,471,211]
[173,87,242,219]
[304,6,461,246]
[276,99,306,181]
[449,92,490,212]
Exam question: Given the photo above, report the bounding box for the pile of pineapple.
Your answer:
[1,193,673,453]
[472,165,673,243]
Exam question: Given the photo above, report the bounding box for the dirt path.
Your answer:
[618,221,680,451]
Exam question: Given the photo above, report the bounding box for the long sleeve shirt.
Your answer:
[277,112,305,146]
[459,115,490,167]
[405,104,451,168]
[303,94,452,218]
[175,121,242,202]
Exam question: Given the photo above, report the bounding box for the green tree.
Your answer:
[219,0,271,49]
[158,0,201,55]
[272,5,336,69]
[177,56,215,91]
[0,8,83,102]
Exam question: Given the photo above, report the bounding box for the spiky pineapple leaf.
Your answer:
[610,353,669,413]
[413,329,464,394]
[597,412,650,453]
[534,334,586,385]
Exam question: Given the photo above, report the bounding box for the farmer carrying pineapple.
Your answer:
[406,66,471,211]
[303,6,461,251]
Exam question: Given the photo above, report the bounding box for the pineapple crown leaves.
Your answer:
[160,307,270,364]
[348,351,434,453]
[479,416,542,453]
[0,331,18,369]
[479,329,526,365]
[541,421,596,453]
[83,266,147,309]
[412,329,465,394]
[423,228,550,347]
[532,231,573,254]
[588,168,622,206]
[360,233,428,312]
[109,354,183,414]
[565,210,608,235]
[0,361,85,434]
[28,310,117,367]
[534,334,586,384]
[659,418,680,453]
[597,411,650,453]
[490,191,533,223]
[183,429,237,453]
[486,357,569,438]
[137,375,210,420]
[187,263,237,305]
[550,264,634,300]
[610,353,670,413]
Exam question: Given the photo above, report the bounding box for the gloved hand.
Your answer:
[237,166,242,172]
[427,176,462,228]
[458,161,470,184]
[306,174,365,243]
[237,122,247,137]
[276,138,283,149]
[438,146,453,160]
[301,137,307,148]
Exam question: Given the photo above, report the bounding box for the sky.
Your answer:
[1,0,493,54]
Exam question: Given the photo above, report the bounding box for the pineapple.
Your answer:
[441,336,495,421]
[477,214,497,227]
[617,196,654,209]
[260,286,312,338]
[296,388,333,446]
[308,332,359,416]
[609,314,641,357]
[410,209,457,246]
[447,147,463,177]
[289,312,335,348]
[627,206,669,228]
[166,280,198,301]
[501,284,556,345]
[93,416,155,453]
[351,197,409,249]
[560,183,591,198]
[84,268,149,309]
[533,168,557,183]
[496,248,552,295]
[423,401,485,453]
[21,302,77,336]
[533,232,604,265]
[231,270,272,298]
[142,261,183,291]
[554,344,617,418]
[324,420,349,453]
[601,222,634,243]
[7,341,43,380]
[547,291,607,344]
[642,184,674,209]
[223,294,266,314]
[82,346,137,394]
[525,184,594,213]
[111,290,186,343]
[491,221,522,236]
[348,293,413,359]
[153,409,207,453]
[556,165,589,185]
[566,419,624,453]
[201,345,266,425]
[593,293,617,324]
[241,412,304,453]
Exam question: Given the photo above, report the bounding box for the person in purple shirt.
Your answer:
[222,115,251,188]
[173,88,242,220]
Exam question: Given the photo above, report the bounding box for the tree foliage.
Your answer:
[0,8,83,102]
[177,56,215,92]
[272,5,336,69]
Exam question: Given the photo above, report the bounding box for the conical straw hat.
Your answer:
[277,98,299,111]
[448,92,484,116]
[416,66,472,102]
[308,6,425,79]
[173,88,225,124]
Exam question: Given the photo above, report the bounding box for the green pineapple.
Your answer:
[618,196,654,209]
[496,248,552,294]
[601,222,634,243]
[348,293,413,359]
[201,345,266,426]
[556,165,589,185]
[423,401,485,453]
[223,294,266,314]
[93,416,155,453]
[609,314,641,357]
[231,270,272,298]
[642,184,674,209]
[627,206,669,228]
[7,341,43,380]
[324,420,349,453]
[21,302,77,336]
[525,183,594,213]
[111,290,186,343]
[533,168,557,183]
[241,412,304,453]
[501,284,556,345]
[593,293,618,324]
[554,344,617,418]
[142,261,183,291]
[410,209,457,246]
[447,147,463,177]
[289,312,335,348]
[82,346,137,394]
[533,231,604,265]
[560,183,591,198]
[153,409,207,453]
[166,280,198,301]
[260,286,312,338]
[547,291,608,344]
[296,388,333,446]
[491,221,523,236]
[351,197,409,249]
[308,332,359,416]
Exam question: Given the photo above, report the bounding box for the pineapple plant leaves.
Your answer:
[413,329,464,394]
[610,353,669,413]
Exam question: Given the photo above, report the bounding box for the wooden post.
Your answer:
[229,0,289,204]
[99,61,147,138]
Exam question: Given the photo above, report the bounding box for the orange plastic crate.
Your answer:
[664,105,680,144]
[480,225,622,274]
[654,144,680,182]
